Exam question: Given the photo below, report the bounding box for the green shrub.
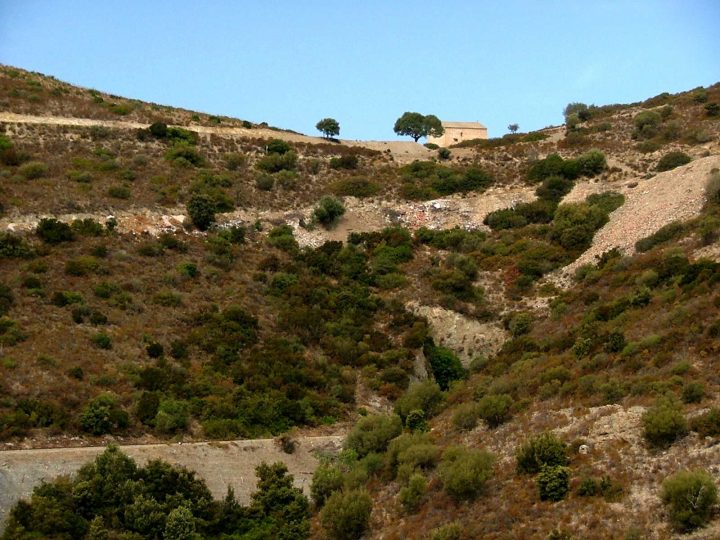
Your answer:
[661,470,718,532]
[331,177,379,198]
[0,283,14,316]
[656,151,691,172]
[536,175,573,202]
[320,489,373,540]
[550,202,607,251]
[576,149,606,176]
[255,173,275,191]
[18,161,48,179]
[224,152,246,170]
[682,382,705,404]
[452,403,480,431]
[484,208,527,230]
[154,399,189,434]
[516,432,569,474]
[438,148,451,160]
[0,232,36,258]
[329,154,359,170]
[476,393,514,428]
[267,224,298,252]
[438,445,495,501]
[635,221,686,252]
[395,381,445,422]
[344,414,402,457]
[71,218,104,236]
[165,143,204,167]
[537,465,570,502]
[256,151,297,173]
[689,408,720,437]
[65,256,101,276]
[313,196,346,227]
[429,522,462,540]
[642,395,688,448]
[424,343,466,391]
[705,102,720,117]
[266,139,291,154]
[187,193,216,230]
[36,218,74,244]
[398,473,427,513]
[107,185,131,199]
[91,332,112,349]
[509,312,533,336]
[311,462,345,507]
[80,393,128,434]
[633,111,662,139]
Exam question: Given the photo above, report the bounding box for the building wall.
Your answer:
[427,126,488,147]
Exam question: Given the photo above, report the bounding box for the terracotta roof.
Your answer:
[441,121,487,129]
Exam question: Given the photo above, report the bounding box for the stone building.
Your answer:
[427,121,488,147]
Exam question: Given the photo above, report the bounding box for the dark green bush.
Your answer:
[320,489,372,540]
[0,232,36,258]
[661,470,718,532]
[266,139,292,154]
[91,332,112,349]
[0,282,14,316]
[537,465,570,501]
[576,149,606,176]
[154,399,189,433]
[256,151,297,173]
[36,218,74,244]
[682,382,705,404]
[635,221,686,252]
[438,445,495,501]
[329,154,359,169]
[424,343,466,391]
[187,193,216,230]
[705,102,720,117]
[642,395,688,448]
[313,196,346,227]
[438,148,451,160]
[516,432,569,474]
[656,151,691,172]
[80,394,128,434]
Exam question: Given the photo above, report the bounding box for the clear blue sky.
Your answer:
[1,1,718,140]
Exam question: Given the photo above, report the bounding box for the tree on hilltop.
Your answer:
[393,112,444,142]
[316,118,340,139]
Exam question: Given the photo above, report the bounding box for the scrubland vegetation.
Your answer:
[1,65,720,538]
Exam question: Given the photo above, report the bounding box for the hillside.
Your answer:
[1,65,720,539]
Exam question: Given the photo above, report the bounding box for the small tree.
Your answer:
[508,123,519,133]
[394,112,444,142]
[316,118,340,139]
[661,470,718,532]
[537,465,570,501]
[313,196,346,227]
[516,432,569,474]
[187,193,216,230]
[344,414,402,457]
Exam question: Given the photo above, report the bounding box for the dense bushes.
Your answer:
[400,161,493,200]
[537,465,570,501]
[331,177,379,198]
[661,470,718,532]
[438,445,495,501]
[635,221,686,252]
[36,218,74,244]
[395,381,445,423]
[3,447,311,539]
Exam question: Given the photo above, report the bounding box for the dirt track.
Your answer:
[0,436,342,529]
